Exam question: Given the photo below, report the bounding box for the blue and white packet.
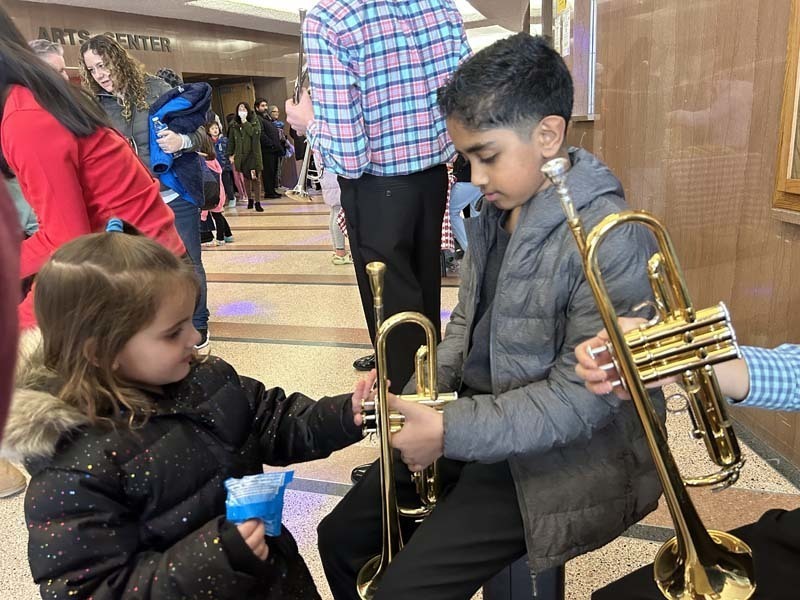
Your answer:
[224,471,294,536]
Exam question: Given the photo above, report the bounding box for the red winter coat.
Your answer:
[1,85,185,329]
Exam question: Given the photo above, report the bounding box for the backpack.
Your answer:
[200,160,220,210]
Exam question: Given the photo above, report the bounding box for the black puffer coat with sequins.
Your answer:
[5,343,362,600]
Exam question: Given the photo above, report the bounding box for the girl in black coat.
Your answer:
[3,224,370,600]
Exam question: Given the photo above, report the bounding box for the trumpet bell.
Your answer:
[654,531,755,599]
[356,555,382,600]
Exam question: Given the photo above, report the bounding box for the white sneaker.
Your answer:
[214,239,225,246]
[331,253,354,265]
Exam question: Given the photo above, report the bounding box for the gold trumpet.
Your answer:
[286,8,317,202]
[541,158,755,600]
[357,262,457,599]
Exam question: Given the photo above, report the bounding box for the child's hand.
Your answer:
[250,170,257,180]
[351,369,378,427]
[236,519,270,561]
[388,394,444,472]
[575,316,675,399]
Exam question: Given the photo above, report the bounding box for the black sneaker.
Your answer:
[350,464,371,484]
[195,328,210,350]
[353,353,375,371]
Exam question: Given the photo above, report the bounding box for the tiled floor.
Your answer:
[2,195,799,599]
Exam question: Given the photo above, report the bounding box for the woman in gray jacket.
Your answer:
[79,35,211,348]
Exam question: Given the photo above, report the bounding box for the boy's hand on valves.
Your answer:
[389,394,444,472]
[236,518,270,561]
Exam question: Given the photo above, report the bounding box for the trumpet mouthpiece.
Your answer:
[540,157,570,180]
[367,262,386,299]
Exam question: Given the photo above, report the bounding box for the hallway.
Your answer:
[2,194,800,599]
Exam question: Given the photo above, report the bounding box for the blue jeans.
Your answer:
[168,197,209,330]
[449,182,483,250]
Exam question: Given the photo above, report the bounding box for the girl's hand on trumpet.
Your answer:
[388,394,444,473]
[351,369,378,428]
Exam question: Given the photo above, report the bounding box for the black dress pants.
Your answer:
[592,508,800,600]
[262,150,280,197]
[317,457,526,600]
[338,165,448,393]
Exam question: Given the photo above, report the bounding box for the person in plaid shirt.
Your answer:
[576,319,800,599]
[285,0,470,392]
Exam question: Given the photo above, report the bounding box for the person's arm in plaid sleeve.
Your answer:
[574,318,800,411]
[733,344,800,411]
[301,12,369,179]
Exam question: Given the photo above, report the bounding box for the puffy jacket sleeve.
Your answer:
[242,377,362,465]
[25,468,280,599]
[442,220,658,462]
[184,125,206,152]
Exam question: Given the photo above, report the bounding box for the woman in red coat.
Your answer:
[0,7,184,330]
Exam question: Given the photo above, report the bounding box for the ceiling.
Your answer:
[25,0,540,48]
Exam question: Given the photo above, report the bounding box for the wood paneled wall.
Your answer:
[567,0,800,465]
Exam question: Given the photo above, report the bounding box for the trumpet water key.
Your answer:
[541,157,755,600]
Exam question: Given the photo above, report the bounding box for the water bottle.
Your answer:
[151,116,168,133]
[152,117,182,158]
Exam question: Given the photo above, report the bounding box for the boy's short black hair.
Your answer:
[438,33,573,133]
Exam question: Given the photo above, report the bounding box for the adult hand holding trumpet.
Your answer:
[284,87,313,137]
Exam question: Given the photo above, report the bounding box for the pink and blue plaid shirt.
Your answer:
[739,345,800,411]
[303,0,471,179]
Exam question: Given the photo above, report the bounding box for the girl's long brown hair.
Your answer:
[32,226,199,429]
[78,35,150,121]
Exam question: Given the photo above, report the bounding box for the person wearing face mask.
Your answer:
[227,102,264,211]
[79,34,211,349]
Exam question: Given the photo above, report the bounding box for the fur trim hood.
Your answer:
[1,329,90,461]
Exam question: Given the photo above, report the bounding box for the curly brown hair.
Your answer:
[79,35,149,121]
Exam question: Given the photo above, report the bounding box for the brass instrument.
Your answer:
[357,261,457,599]
[541,158,755,600]
[286,8,317,202]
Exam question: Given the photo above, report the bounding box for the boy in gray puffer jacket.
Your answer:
[317,33,665,600]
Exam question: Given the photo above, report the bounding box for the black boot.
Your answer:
[247,199,254,210]
[254,202,264,212]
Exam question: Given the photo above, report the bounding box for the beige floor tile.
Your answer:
[202,249,361,276]
[207,283,459,331]
[0,464,37,600]
[566,536,662,598]
[225,215,329,228]
[220,229,336,246]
